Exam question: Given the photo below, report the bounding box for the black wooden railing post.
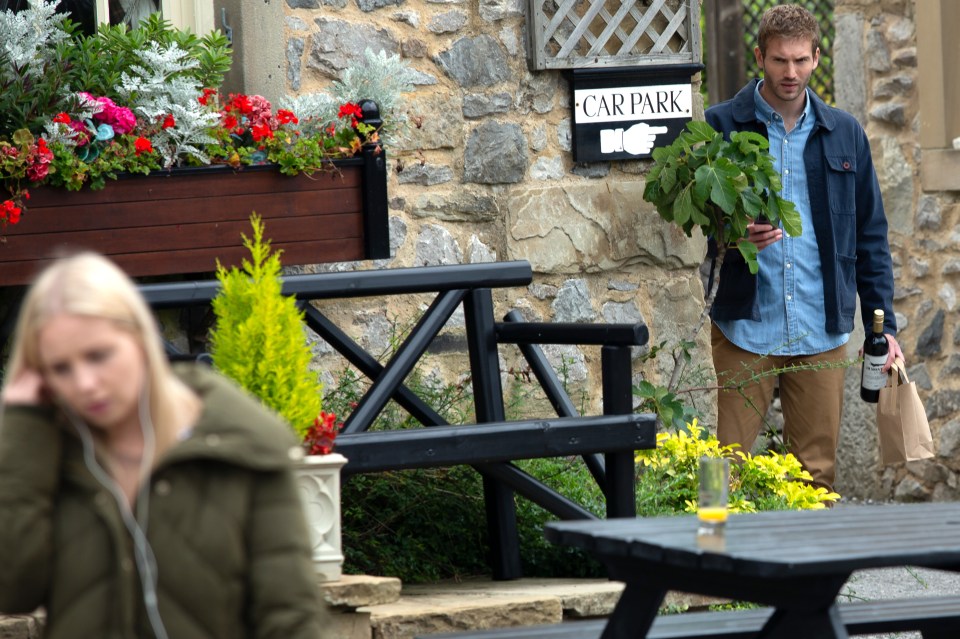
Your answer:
[464,288,522,581]
[602,345,637,518]
[358,100,390,261]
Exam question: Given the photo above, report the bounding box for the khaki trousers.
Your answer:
[711,324,848,492]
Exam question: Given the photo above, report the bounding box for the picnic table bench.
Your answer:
[419,502,960,639]
[137,260,657,580]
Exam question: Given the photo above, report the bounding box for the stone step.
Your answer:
[0,614,42,639]
[0,576,717,639]
[354,578,721,639]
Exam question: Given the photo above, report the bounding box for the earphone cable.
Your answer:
[69,389,170,639]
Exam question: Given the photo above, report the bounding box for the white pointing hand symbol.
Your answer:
[622,123,668,155]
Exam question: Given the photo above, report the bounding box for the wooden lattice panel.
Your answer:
[527,0,701,70]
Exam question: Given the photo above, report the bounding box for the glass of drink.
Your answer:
[697,457,730,537]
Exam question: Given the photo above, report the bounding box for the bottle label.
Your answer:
[862,354,887,391]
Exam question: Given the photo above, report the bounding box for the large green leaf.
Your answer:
[694,160,741,215]
[684,120,719,144]
[769,195,803,237]
[732,130,769,153]
[689,206,710,228]
[672,183,694,226]
[642,179,660,207]
[660,164,677,194]
[740,189,764,218]
[737,240,760,275]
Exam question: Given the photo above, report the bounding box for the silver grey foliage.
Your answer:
[0,0,71,81]
[281,48,417,147]
[118,42,220,167]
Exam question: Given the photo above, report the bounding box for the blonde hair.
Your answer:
[758,4,821,56]
[5,252,196,454]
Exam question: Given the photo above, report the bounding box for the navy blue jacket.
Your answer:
[704,79,897,336]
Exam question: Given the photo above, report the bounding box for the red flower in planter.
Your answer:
[303,411,340,456]
[277,109,298,125]
[338,102,363,128]
[1,199,21,225]
[134,137,154,156]
[25,138,53,182]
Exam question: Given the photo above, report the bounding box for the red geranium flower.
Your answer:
[53,112,71,124]
[25,138,54,182]
[276,109,299,125]
[227,93,253,115]
[303,411,340,456]
[1,200,22,225]
[198,87,217,106]
[134,137,154,156]
[161,114,176,129]
[338,102,363,120]
[250,123,273,142]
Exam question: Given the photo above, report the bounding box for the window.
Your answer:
[917,0,960,191]
[1,0,212,36]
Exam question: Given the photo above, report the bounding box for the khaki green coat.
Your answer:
[0,364,329,638]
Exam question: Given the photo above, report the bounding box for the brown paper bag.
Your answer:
[877,358,935,464]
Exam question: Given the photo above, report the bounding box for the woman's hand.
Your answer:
[1,369,48,406]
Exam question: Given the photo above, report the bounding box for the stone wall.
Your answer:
[271,0,956,500]
[278,0,710,418]
[833,0,960,500]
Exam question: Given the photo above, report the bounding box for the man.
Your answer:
[704,4,902,492]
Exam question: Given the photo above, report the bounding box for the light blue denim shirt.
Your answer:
[715,82,849,356]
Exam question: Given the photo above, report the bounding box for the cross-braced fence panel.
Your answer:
[527,0,702,70]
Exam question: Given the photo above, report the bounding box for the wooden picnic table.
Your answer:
[545,503,960,639]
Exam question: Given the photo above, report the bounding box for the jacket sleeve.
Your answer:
[0,405,62,612]
[246,466,332,639]
[852,127,897,336]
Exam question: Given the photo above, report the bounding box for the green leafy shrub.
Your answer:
[634,419,840,515]
[341,467,490,582]
[341,457,606,583]
[208,213,322,437]
[65,14,231,105]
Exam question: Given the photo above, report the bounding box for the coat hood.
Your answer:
[160,363,303,472]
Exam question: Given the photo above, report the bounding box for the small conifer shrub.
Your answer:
[209,213,322,437]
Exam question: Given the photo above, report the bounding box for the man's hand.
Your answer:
[747,221,783,251]
[882,334,904,372]
[857,333,904,373]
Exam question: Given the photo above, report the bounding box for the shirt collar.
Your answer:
[754,80,812,126]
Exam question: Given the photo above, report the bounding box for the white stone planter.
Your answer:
[294,453,348,582]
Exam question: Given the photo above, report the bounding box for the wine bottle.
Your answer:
[860,309,888,403]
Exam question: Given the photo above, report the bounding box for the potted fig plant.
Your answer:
[208,213,347,582]
[638,120,802,422]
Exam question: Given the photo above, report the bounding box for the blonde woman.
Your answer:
[0,252,328,638]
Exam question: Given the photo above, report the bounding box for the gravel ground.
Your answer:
[840,566,960,639]
[834,500,960,638]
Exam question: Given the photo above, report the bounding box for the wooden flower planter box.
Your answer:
[0,145,389,286]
